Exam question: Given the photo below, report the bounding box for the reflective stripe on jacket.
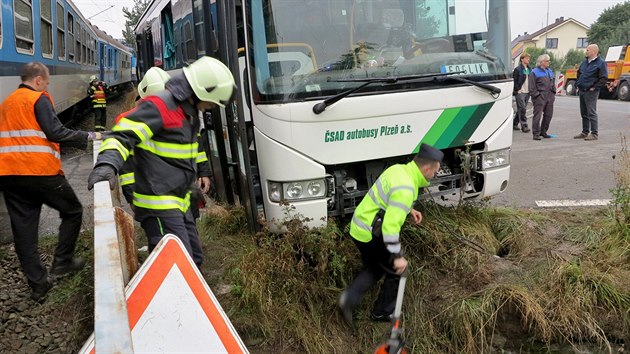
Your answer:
[0,88,62,176]
[350,161,429,254]
[96,91,200,220]
[89,84,107,108]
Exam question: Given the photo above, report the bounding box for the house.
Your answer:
[511,17,589,66]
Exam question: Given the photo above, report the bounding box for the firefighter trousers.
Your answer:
[141,210,203,268]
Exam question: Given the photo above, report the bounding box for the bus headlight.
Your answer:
[268,178,329,202]
[477,149,510,170]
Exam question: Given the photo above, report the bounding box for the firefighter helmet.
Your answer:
[138,67,171,98]
[89,75,97,83]
[182,56,235,107]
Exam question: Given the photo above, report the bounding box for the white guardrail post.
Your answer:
[92,141,134,353]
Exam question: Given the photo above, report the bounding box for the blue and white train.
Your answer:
[0,0,134,121]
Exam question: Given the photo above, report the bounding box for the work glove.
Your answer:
[87,132,103,141]
[88,164,117,190]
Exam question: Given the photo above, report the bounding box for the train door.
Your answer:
[99,43,105,79]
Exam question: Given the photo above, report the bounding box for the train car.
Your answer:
[93,26,133,89]
[0,0,133,121]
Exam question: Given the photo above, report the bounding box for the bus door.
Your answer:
[215,0,260,232]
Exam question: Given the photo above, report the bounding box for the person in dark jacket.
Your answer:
[528,54,556,141]
[87,57,234,268]
[512,53,531,132]
[574,44,608,141]
[0,62,102,302]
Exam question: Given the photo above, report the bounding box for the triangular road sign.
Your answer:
[80,234,248,353]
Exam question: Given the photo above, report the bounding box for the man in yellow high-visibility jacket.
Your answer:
[339,143,443,325]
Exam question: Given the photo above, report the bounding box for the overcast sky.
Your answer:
[510,0,625,40]
[73,0,627,43]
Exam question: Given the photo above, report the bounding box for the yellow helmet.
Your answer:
[138,67,171,98]
[89,75,97,83]
[182,56,235,107]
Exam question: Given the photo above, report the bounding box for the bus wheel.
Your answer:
[618,82,630,101]
[565,80,577,96]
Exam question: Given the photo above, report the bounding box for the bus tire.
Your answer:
[618,81,630,101]
[565,80,577,96]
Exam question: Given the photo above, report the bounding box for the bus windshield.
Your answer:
[246,0,511,103]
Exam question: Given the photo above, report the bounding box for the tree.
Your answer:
[122,0,151,51]
[561,49,585,73]
[524,47,559,69]
[588,1,630,55]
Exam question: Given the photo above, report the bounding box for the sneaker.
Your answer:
[50,256,86,276]
[584,134,598,141]
[338,291,354,326]
[521,127,531,133]
[573,132,588,139]
[513,125,520,130]
[370,312,392,322]
[541,133,551,138]
[533,136,541,141]
[30,277,54,303]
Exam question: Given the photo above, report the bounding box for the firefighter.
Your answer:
[338,143,443,325]
[88,75,108,131]
[87,57,234,268]
[119,67,212,223]
[0,62,102,302]
[118,67,174,206]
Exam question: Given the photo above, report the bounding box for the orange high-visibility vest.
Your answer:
[0,88,62,176]
[91,84,107,108]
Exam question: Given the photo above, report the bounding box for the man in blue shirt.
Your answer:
[574,44,608,141]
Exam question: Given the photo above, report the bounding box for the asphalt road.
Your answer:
[490,95,630,208]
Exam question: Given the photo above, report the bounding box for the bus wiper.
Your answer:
[434,75,501,96]
[312,71,465,114]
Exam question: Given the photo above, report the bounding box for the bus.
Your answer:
[135,0,513,231]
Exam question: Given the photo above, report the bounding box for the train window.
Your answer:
[40,0,53,57]
[81,29,86,64]
[184,21,195,63]
[1,3,3,49]
[93,39,97,65]
[56,2,64,60]
[67,13,74,61]
[192,0,205,56]
[14,0,34,53]
[76,24,81,63]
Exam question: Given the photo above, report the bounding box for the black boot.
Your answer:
[50,256,86,276]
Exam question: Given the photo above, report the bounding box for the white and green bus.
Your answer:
[135,0,513,231]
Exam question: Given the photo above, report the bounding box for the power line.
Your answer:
[87,5,115,20]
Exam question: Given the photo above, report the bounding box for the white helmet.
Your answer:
[138,67,171,98]
[182,56,235,107]
[89,75,97,83]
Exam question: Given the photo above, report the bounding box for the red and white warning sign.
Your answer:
[80,234,248,353]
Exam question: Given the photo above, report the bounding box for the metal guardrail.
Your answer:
[92,141,134,353]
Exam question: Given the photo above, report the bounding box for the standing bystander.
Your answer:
[0,62,102,302]
[512,53,531,133]
[529,54,556,141]
[574,44,608,141]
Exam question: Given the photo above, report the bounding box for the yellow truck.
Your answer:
[564,43,630,101]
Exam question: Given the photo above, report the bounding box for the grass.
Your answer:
[194,202,629,353]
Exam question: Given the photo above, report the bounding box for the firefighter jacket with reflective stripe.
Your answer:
[96,90,202,221]
[350,161,429,254]
[88,83,107,108]
[0,88,63,176]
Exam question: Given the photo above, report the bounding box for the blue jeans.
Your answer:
[579,90,599,135]
[513,93,530,128]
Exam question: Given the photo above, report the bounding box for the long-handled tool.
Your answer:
[374,270,410,354]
